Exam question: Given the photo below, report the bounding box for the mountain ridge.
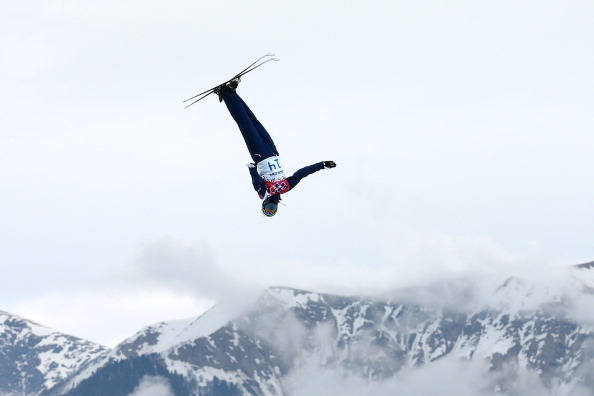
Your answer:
[2,263,594,395]
[0,310,109,396]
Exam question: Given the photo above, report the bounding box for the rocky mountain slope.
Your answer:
[0,311,108,396]
[3,263,594,396]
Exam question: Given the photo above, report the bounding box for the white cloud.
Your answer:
[128,238,264,310]
[284,357,481,396]
[127,376,174,396]
[284,356,562,396]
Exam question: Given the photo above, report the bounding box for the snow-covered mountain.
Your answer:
[3,263,594,396]
[0,311,108,396]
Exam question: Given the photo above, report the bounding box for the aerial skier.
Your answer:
[209,77,337,217]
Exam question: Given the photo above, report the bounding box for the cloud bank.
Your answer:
[127,376,174,396]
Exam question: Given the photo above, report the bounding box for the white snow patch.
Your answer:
[268,288,320,309]
[116,303,234,356]
[472,322,516,359]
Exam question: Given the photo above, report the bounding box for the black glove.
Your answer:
[324,161,337,169]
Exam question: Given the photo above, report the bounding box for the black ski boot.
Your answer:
[213,78,240,102]
[227,77,240,90]
[213,85,224,102]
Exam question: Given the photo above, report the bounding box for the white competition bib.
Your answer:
[257,156,286,182]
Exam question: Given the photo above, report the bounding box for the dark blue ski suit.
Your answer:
[220,88,325,201]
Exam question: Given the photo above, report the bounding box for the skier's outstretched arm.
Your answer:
[287,161,337,190]
[247,163,267,198]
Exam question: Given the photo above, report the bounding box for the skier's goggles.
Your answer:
[262,202,278,217]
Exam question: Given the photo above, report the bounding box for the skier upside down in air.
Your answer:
[213,79,337,217]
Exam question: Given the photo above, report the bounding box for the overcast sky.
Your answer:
[2,1,594,347]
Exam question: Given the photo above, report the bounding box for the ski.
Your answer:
[184,54,279,108]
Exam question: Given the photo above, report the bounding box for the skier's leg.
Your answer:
[236,95,279,155]
[220,89,276,162]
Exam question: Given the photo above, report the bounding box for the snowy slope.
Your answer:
[55,264,594,396]
[0,311,108,396]
[115,303,233,357]
[6,262,594,396]
[50,304,245,395]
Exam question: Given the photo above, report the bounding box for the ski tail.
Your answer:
[228,53,277,83]
[233,56,279,80]
[184,54,279,108]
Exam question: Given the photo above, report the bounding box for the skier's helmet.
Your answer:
[261,198,278,217]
